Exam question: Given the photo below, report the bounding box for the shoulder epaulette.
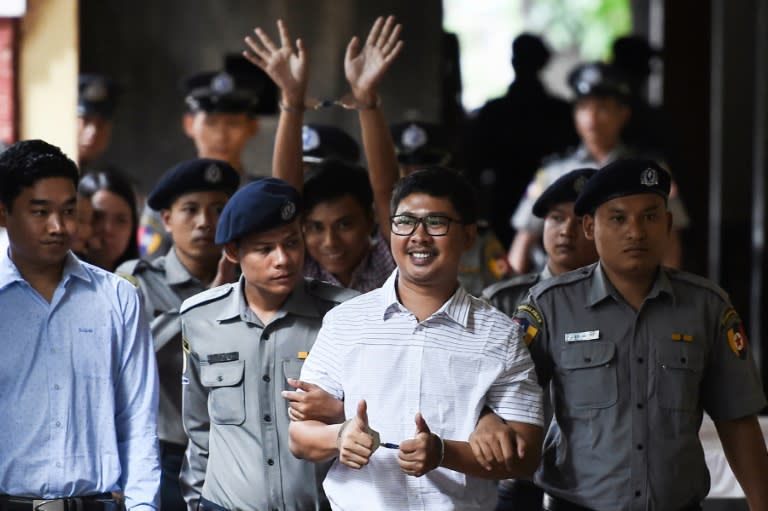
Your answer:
[666,268,730,302]
[482,273,540,299]
[305,278,360,304]
[530,265,593,299]
[180,284,235,314]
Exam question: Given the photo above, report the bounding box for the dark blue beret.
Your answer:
[147,159,240,210]
[574,158,671,216]
[183,55,277,116]
[215,178,302,244]
[302,124,360,165]
[79,74,120,118]
[568,62,631,103]
[532,167,597,218]
[390,121,451,166]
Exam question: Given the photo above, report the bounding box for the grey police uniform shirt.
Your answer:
[511,145,690,234]
[515,262,767,511]
[179,276,358,511]
[117,247,207,447]
[482,265,553,316]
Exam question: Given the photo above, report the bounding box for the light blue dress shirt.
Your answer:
[0,251,160,511]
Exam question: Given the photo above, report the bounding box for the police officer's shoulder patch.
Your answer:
[514,303,542,346]
[482,273,540,300]
[180,284,235,314]
[305,278,360,304]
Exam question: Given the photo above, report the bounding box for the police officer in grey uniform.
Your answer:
[483,167,598,317]
[179,178,357,511]
[507,62,689,275]
[117,158,240,511]
[512,159,768,510]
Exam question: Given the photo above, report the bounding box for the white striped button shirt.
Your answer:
[301,270,543,511]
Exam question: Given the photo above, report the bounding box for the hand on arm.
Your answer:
[244,19,308,191]
[282,378,345,424]
[715,415,768,510]
[469,410,541,475]
[344,15,403,244]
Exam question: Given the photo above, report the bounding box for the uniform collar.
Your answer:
[381,269,472,327]
[217,275,323,323]
[165,247,200,286]
[574,143,629,165]
[540,264,555,280]
[0,250,90,292]
[587,262,675,307]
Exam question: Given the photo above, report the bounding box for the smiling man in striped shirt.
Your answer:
[290,167,544,511]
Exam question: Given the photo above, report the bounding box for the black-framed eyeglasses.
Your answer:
[390,214,462,236]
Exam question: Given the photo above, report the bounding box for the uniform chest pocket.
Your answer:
[656,346,704,412]
[201,360,246,425]
[559,342,617,409]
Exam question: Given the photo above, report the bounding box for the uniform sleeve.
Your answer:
[486,317,544,427]
[298,310,344,400]
[511,170,547,233]
[179,317,210,511]
[701,303,767,420]
[513,294,553,388]
[115,282,161,511]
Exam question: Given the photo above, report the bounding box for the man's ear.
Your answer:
[223,241,240,264]
[0,202,7,228]
[462,223,478,251]
[182,113,196,138]
[161,209,173,234]
[247,117,259,138]
[583,214,595,241]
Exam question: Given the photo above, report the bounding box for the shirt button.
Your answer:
[55,421,61,427]
[637,357,644,363]
[56,462,62,468]
[583,357,592,363]
[262,375,271,382]
[216,375,223,382]
[635,491,642,497]
[267,459,274,466]
[680,357,687,363]
[53,384,61,390]
[264,414,272,422]
[637,403,644,409]
[262,333,270,340]
[637,444,644,450]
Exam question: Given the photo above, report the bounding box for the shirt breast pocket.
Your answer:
[201,360,246,425]
[72,325,111,381]
[656,346,704,412]
[559,342,618,410]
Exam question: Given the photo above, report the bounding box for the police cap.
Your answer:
[215,178,302,244]
[567,62,631,103]
[532,167,597,218]
[147,158,240,210]
[183,54,277,116]
[79,74,120,118]
[390,121,451,167]
[574,158,671,216]
[302,124,360,165]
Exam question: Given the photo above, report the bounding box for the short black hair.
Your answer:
[303,160,374,215]
[78,169,140,266]
[391,167,478,224]
[0,139,79,211]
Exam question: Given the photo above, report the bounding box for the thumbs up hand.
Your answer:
[397,412,443,477]
[337,400,380,469]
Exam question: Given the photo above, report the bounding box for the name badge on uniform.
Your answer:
[564,330,600,342]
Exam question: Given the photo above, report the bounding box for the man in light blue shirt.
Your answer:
[0,140,160,511]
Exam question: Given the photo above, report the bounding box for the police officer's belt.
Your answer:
[0,494,122,511]
[543,493,702,511]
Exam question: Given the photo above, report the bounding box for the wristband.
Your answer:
[334,92,382,110]
[433,433,445,467]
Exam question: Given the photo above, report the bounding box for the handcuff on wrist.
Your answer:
[279,92,381,113]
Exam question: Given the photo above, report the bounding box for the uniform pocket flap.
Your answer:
[201,360,245,387]
[561,342,616,370]
[658,347,704,371]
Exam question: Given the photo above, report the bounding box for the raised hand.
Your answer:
[344,15,403,106]
[244,19,308,106]
[337,400,377,469]
[282,378,345,424]
[398,412,442,477]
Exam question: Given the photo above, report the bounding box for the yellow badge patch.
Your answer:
[297,351,308,360]
[516,304,543,325]
[721,307,740,328]
[726,324,749,360]
[671,333,694,342]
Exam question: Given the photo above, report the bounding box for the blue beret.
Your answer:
[532,167,597,218]
[574,158,671,216]
[147,159,240,210]
[79,74,120,118]
[215,178,302,244]
[568,62,631,103]
[302,124,360,165]
[390,121,451,166]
